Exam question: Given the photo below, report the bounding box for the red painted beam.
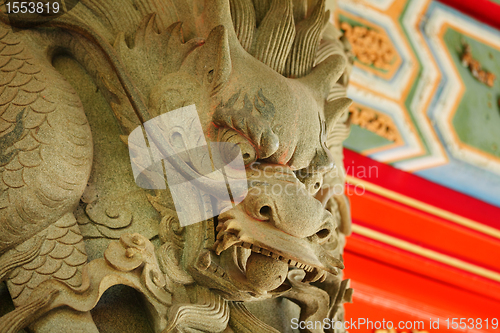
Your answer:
[344,250,500,332]
[346,185,500,273]
[345,232,500,303]
[343,148,500,231]
[342,149,500,312]
[437,0,500,30]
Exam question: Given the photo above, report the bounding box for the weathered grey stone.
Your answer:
[0,1,353,332]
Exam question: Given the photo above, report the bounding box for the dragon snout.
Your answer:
[308,210,335,245]
[243,185,336,241]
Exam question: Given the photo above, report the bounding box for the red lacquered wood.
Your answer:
[437,0,500,30]
[343,250,500,332]
[346,185,500,273]
[343,149,500,231]
[346,232,500,303]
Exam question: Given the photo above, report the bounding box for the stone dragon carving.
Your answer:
[0,0,354,332]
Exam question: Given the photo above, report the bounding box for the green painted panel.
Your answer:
[399,1,431,158]
[344,124,394,152]
[444,28,500,157]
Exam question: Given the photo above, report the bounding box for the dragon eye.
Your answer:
[218,128,257,165]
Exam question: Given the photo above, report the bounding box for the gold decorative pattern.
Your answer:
[349,104,402,143]
[461,43,496,87]
[341,22,396,71]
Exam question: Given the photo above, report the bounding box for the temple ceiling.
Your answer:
[337,0,500,207]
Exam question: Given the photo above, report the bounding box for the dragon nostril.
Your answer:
[259,205,272,217]
[316,228,331,240]
[314,182,320,189]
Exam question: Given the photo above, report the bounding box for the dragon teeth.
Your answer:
[237,243,318,274]
[218,240,319,275]
[261,249,271,256]
[251,245,261,253]
[302,267,325,283]
[241,242,252,249]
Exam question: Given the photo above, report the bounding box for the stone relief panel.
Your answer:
[0,0,354,332]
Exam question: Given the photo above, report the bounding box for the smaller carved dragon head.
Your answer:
[160,161,344,302]
[216,164,343,297]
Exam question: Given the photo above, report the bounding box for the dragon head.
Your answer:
[133,0,351,302]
